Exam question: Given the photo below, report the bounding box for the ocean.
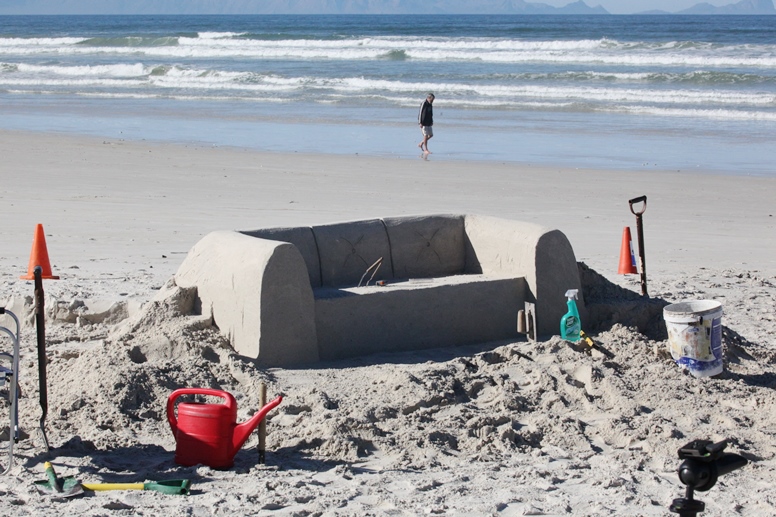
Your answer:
[1,15,775,175]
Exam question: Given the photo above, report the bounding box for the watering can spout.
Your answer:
[232,395,283,452]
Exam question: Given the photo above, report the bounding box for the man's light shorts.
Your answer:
[421,126,433,137]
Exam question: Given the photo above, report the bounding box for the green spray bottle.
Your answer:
[560,289,581,342]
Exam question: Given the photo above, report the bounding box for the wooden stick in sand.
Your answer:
[258,383,267,464]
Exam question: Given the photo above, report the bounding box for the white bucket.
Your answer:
[663,300,723,378]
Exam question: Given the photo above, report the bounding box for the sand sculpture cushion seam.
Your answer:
[380,218,397,279]
[309,225,324,290]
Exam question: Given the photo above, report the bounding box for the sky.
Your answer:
[0,0,757,15]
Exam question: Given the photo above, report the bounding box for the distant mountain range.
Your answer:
[1,0,775,15]
[643,0,776,14]
[682,0,775,14]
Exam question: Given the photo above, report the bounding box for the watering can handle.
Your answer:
[166,388,235,435]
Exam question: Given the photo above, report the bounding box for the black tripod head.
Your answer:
[669,439,748,517]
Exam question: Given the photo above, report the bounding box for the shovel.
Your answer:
[36,462,191,497]
[628,195,648,297]
[34,462,84,498]
[82,479,191,495]
[579,330,615,359]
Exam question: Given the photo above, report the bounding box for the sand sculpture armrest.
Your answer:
[174,231,318,365]
[463,215,584,337]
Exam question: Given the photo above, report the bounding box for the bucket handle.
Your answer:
[167,388,235,436]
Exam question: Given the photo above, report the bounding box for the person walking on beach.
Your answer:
[418,93,434,153]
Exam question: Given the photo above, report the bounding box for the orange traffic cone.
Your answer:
[20,224,60,280]
[618,227,638,275]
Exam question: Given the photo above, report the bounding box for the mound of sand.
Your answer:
[3,265,776,515]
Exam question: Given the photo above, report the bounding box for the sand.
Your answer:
[0,130,775,516]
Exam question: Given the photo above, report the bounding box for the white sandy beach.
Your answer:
[1,130,775,516]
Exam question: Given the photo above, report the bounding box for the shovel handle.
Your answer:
[82,482,144,491]
[629,195,647,216]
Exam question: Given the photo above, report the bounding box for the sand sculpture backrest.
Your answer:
[313,219,393,287]
[383,215,465,279]
[241,214,468,288]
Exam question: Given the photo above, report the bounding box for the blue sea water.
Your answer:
[1,14,775,174]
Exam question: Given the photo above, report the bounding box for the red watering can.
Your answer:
[167,388,282,469]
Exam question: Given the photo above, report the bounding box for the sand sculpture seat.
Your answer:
[175,214,583,366]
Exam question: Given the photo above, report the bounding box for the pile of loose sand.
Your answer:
[3,264,774,515]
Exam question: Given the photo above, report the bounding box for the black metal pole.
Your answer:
[635,213,647,296]
[33,266,50,453]
[669,485,704,517]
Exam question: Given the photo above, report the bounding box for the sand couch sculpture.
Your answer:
[174,214,584,366]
